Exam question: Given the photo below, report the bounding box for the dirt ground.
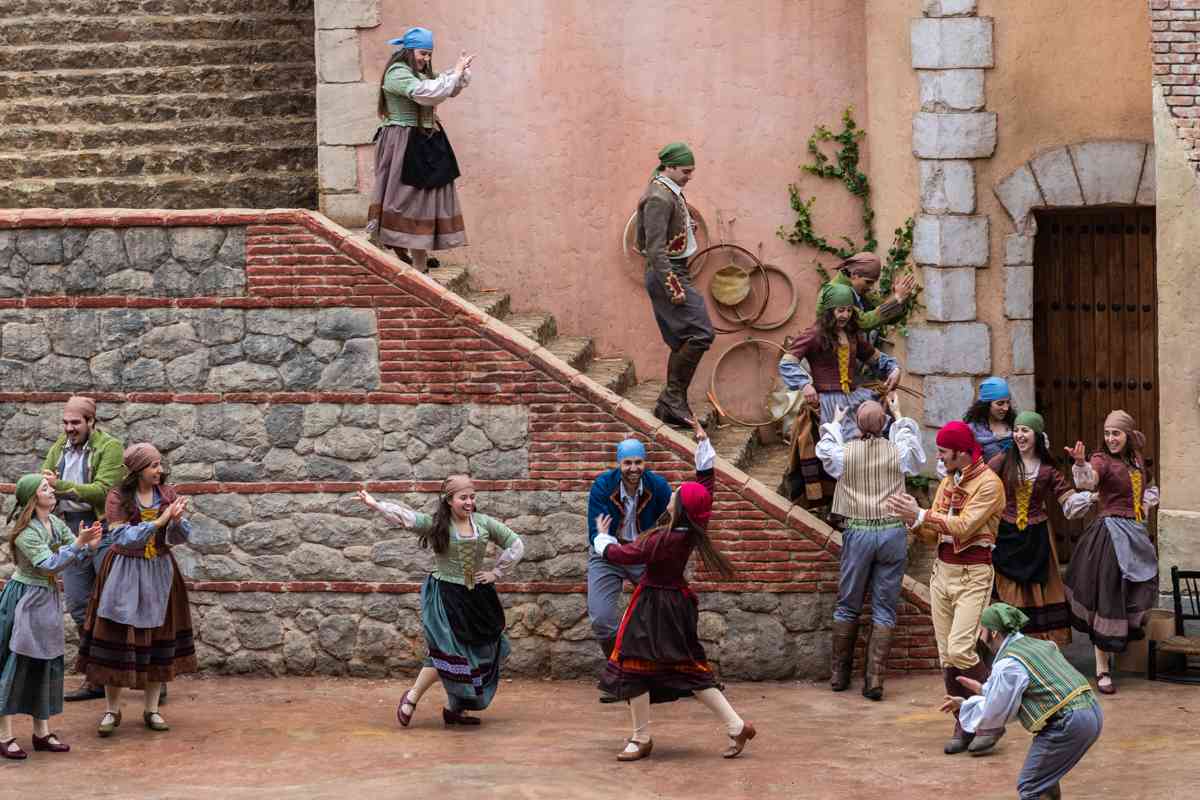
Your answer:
[1,671,1196,799]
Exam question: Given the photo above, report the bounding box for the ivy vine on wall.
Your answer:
[777,107,922,337]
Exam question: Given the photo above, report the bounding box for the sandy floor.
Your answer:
[0,671,1197,799]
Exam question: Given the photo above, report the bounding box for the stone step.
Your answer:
[5,0,314,18]
[0,142,314,181]
[544,336,595,372]
[0,62,316,101]
[504,313,557,346]
[744,438,794,499]
[0,90,314,127]
[707,423,759,471]
[0,116,315,152]
[0,16,313,48]
[462,290,511,320]
[2,171,317,209]
[425,265,471,294]
[584,357,637,396]
[4,39,307,71]
[623,379,717,429]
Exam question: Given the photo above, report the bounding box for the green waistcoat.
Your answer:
[409,512,519,589]
[998,635,1096,732]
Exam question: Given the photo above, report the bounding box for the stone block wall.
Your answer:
[0,207,937,680]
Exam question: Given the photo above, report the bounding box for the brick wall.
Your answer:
[0,207,937,679]
[1153,0,1200,171]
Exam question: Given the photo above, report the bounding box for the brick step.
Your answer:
[0,16,313,48]
[4,0,314,18]
[584,357,637,395]
[4,39,308,71]
[0,62,316,101]
[505,313,557,346]
[0,116,315,152]
[544,336,595,372]
[462,290,511,320]
[0,142,315,181]
[622,379,717,430]
[1,172,317,209]
[0,90,314,127]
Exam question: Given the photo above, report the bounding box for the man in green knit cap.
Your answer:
[941,602,1103,799]
[636,141,714,427]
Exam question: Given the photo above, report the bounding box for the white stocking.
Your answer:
[625,692,651,752]
[695,688,744,737]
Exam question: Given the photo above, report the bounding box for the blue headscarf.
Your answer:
[388,27,434,51]
[616,438,646,463]
[978,377,1010,403]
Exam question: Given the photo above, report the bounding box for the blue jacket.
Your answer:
[587,468,672,548]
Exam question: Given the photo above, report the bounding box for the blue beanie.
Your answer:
[388,27,434,51]
[978,377,1010,403]
[616,438,646,463]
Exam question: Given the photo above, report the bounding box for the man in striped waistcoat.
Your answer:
[816,395,925,700]
[942,603,1103,800]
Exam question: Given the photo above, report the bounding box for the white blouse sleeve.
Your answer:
[493,535,524,577]
[1072,462,1098,491]
[375,500,417,528]
[410,70,465,107]
[1143,484,1160,510]
[888,416,928,476]
[814,422,846,479]
[958,655,1029,734]
[695,437,716,472]
[1062,491,1097,520]
[450,67,471,96]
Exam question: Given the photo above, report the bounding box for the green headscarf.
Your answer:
[817,281,857,316]
[657,142,695,169]
[979,602,1030,634]
[8,473,43,523]
[1014,411,1044,435]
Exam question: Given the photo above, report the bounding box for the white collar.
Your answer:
[655,174,685,196]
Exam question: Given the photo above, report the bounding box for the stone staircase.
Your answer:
[0,0,317,209]
[426,264,796,495]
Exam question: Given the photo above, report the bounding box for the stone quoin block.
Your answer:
[317,29,363,83]
[922,375,976,427]
[921,267,977,321]
[1137,143,1157,205]
[319,146,359,193]
[912,112,998,159]
[913,214,989,267]
[321,193,372,227]
[1009,320,1034,374]
[910,18,994,69]
[1004,266,1033,320]
[315,0,380,30]
[919,159,976,214]
[317,82,380,146]
[1004,233,1034,266]
[922,0,978,17]
[918,69,985,112]
[1069,141,1148,206]
[994,165,1044,231]
[1029,146,1084,207]
[906,322,991,375]
[1009,375,1035,414]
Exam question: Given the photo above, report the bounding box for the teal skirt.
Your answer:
[420,574,509,712]
[0,580,64,719]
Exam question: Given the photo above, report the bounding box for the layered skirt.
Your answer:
[598,583,719,704]
[1063,516,1159,653]
[366,125,467,252]
[992,520,1072,647]
[420,574,508,712]
[0,581,64,719]
[75,547,197,688]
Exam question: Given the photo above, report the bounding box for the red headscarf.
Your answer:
[678,482,712,527]
[936,420,982,462]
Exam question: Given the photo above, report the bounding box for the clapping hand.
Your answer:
[74,521,103,550]
[939,695,965,714]
[692,416,707,442]
[455,50,476,73]
[893,272,917,302]
[596,513,612,537]
[884,492,920,526]
[884,369,901,392]
[1064,441,1086,466]
[832,404,848,425]
[887,391,902,420]
[356,489,380,510]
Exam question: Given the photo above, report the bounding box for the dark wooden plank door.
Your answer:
[1032,208,1158,561]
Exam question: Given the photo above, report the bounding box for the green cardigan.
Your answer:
[12,516,74,588]
[411,512,519,589]
[40,427,126,517]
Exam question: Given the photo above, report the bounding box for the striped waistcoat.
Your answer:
[998,635,1096,733]
[831,437,904,521]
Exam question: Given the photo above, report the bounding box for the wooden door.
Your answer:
[1032,207,1158,561]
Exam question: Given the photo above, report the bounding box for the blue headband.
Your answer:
[616,438,646,463]
[388,27,434,51]
[978,377,1010,403]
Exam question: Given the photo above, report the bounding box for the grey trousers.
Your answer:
[60,511,112,628]
[586,553,645,641]
[833,524,908,628]
[644,259,715,351]
[1017,703,1104,800]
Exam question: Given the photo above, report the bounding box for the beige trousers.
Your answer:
[929,560,994,670]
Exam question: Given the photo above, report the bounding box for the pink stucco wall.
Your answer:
[357,1,870,408]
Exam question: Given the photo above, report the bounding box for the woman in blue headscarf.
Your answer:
[964,377,1017,462]
[367,27,476,273]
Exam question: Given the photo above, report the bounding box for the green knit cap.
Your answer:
[980,602,1030,634]
[1014,411,1045,435]
[817,281,857,315]
[657,142,695,168]
[8,473,43,522]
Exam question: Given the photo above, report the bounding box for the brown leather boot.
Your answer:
[830,620,859,692]
[942,668,973,754]
[654,341,707,427]
[862,624,893,701]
